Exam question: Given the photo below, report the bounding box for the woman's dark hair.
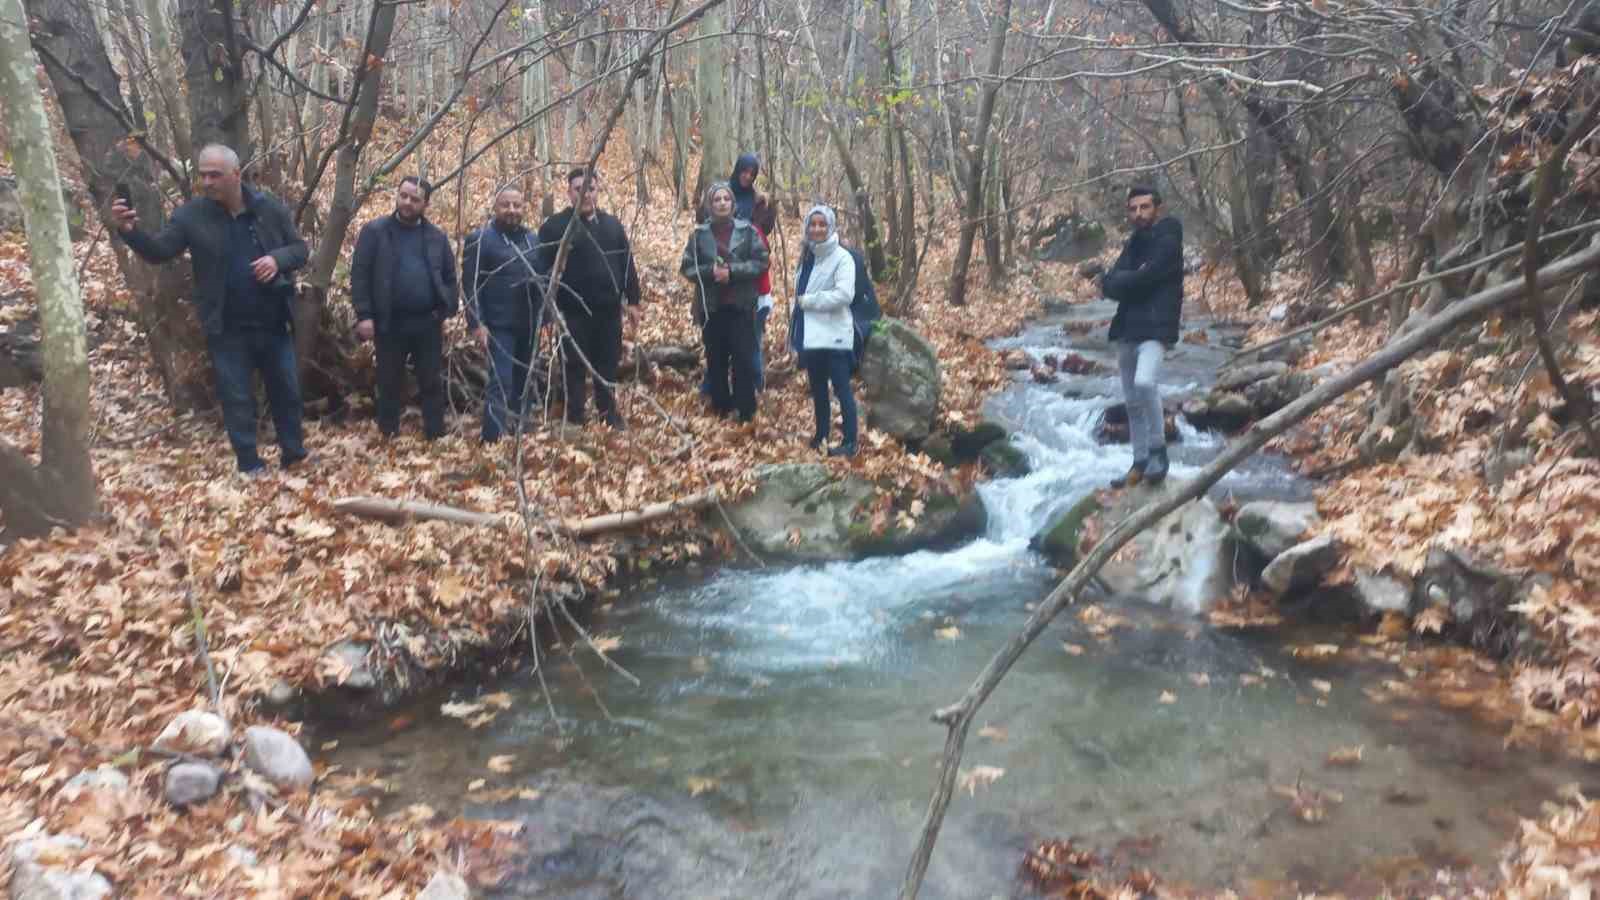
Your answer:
[399,175,433,201]
[1127,185,1162,206]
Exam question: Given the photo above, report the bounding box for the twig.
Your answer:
[185,586,222,710]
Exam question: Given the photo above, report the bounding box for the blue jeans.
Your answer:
[483,321,538,442]
[804,349,857,447]
[207,329,305,471]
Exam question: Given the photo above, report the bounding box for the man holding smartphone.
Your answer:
[110,144,310,474]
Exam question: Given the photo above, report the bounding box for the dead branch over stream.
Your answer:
[898,234,1600,900]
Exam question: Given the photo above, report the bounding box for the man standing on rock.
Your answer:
[538,167,641,429]
[1102,185,1183,488]
[351,176,458,440]
[464,186,542,443]
[111,144,309,474]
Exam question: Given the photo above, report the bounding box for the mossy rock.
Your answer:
[1031,492,1102,569]
[978,441,1031,478]
[951,422,1008,462]
[920,434,959,468]
[846,488,987,557]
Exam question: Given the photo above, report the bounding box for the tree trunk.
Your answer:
[0,0,99,536]
[28,0,211,410]
[695,4,730,201]
[143,0,194,166]
[179,0,251,159]
[945,0,1011,306]
[298,0,397,390]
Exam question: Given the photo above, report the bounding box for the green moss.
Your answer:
[1033,493,1102,568]
[979,442,1031,478]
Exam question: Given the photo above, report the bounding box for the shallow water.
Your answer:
[327,304,1592,897]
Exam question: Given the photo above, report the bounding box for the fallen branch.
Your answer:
[331,489,721,538]
[897,234,1600,900]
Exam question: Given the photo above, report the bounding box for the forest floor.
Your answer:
[4,142,1600,893]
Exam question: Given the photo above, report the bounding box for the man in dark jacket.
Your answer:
[1102,185,1183,488]
[538,167,642,429]
[351,176,458,440]
[464,187,542,443]
[110,144,309,474]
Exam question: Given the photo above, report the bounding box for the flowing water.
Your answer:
[327,303,1594,898]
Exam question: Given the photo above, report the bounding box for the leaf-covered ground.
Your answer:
[0,143,1052,893]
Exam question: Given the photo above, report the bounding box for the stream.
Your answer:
[326,302,1594,897]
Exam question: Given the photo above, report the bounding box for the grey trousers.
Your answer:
[1117,339,1166,460]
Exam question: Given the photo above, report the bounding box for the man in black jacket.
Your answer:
[538,167,642,429]
[111,144,309,474]
[1102,185,1183,488]
[463,187,542,443]
[351,177,458,440]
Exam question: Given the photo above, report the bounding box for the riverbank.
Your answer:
[0,201,1051,894]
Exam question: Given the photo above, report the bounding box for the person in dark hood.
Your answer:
[1101,185,1183,488]
[729,154,776,234]
[681,181,769,422]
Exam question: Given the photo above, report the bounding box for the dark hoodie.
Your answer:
[730,154,761,222]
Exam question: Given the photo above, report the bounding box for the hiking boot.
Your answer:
[1143,447,1170,486]
[809,434,826,450]
[1110,458,1147,489]
[827,442,857,458]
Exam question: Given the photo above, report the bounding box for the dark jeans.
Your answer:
[208,328,305,472]
[483,320,539,442]
[804,349,857,447]
[701,306,769,395]
[376,317,446,438]
[560,305,622,424]
[704,306,757,421]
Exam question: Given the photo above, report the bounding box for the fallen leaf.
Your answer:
[1310,679,1332,695]
[1062,642,1085,656]
[1158,691,1177,705]
[486,755,515,774]
[441,701,484,719]
[934,626,962,640]
[978,723,1008,743]
[957,765,1006,796]
[590,634,622,653]
[1187,672,1211,687]
[481,692,515,709]
[686,776,719,797]
[1325,745,1364,767]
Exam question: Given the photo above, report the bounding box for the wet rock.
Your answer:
[1055,352,1103,375]
[241,726,314,791]
[858,318,941,443]
[1031,493,1102,569]
[1097,403,1181,445]
[1261,534,1341,596]
[417,871,471,900]
[979,441,1031,479]
[1214,361,1289,393]
[1084,480,1234,613]
[718,463,874,562]
[1181,392,1253,433]
[1030,364,1059,384]
[152,710,231,757]
[320,640,376,690]
[1416,545,1524,636]
[1000,349,1031,370]
[950,421,1008,461]
[847,488,987,558]
[1232,501,1320,560]
[164,761,223,807]
[919,434,958,467]
[1354,569,1412,616]
[8,833,112,900]
[1244,370,1316,418]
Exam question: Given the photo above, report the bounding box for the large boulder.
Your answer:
[1261,534,1341,596]
[1232,501,1320,560]
[719,464,875,562]
[1181,392,1253,433]
[1354,568,1412,616]
[1031,493,1102,569]
[1090,480,1235,613]
[1214,361,1289,393]
[8,833,112,900]
[241,726,314,791]
[978,441,1031,478]
[858,318,941,443]
[1244,370,1316,418]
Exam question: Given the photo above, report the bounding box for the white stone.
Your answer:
[417,871,471,900]
[152,710,231,757]
[241,726,313,791]
[164,761,223,807]
[60,767,128,798]
[9,834,112,900]
[1268,303,1288,322]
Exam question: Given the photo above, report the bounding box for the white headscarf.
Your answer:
[803,204,839,260]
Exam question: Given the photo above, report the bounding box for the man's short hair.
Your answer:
[399,175,433,201]
[1128,185,1162,206]
[197,144,241,172]
[567,166,595,185]
[494,185,523,202]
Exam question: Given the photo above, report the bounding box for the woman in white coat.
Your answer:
[794,205,859,456]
